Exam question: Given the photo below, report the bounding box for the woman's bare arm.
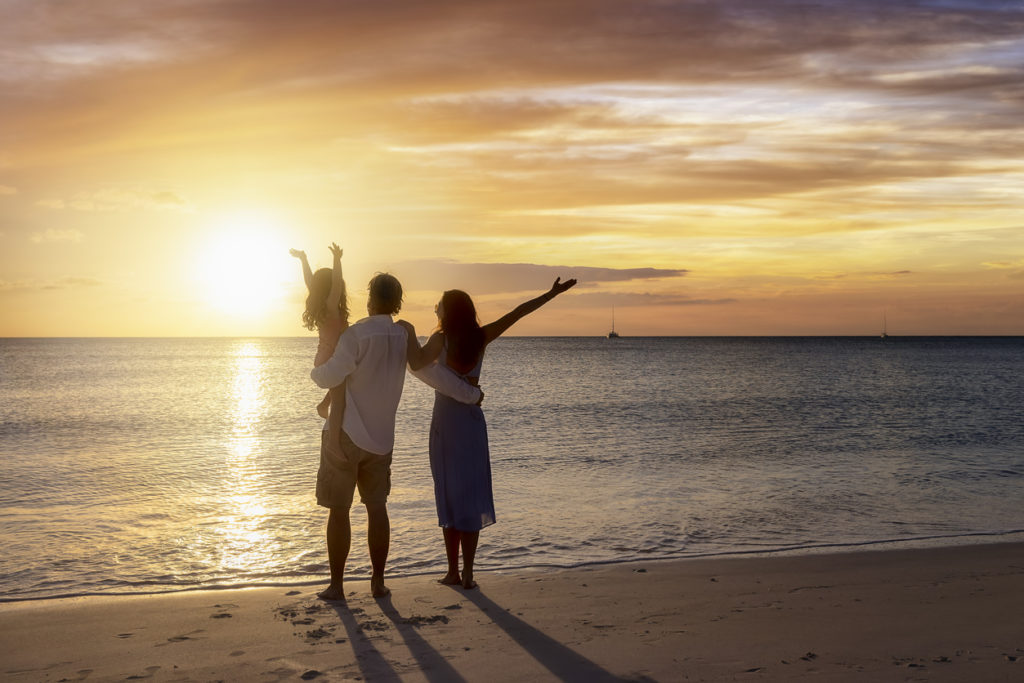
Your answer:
[483,277,577,343]
[396,322,444,371]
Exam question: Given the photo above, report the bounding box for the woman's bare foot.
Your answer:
[370,574,391,598]
[461,573,477,590]
[318,584,345,601]
[438,571,461,585]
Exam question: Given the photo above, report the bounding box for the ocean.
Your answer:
[1,336,1023,602]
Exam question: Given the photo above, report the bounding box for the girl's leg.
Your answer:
[316,390,331,419]
[460,530,479,589]
[440,527,461,584]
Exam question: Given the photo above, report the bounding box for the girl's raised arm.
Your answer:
[290,248,313,290]
[483,277,577,344]
[325,243,346,321]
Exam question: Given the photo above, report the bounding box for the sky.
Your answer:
[2,0,1023,337]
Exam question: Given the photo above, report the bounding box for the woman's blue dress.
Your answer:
[429,348,495,531]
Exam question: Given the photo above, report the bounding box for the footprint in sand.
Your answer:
[263,666,297,678]
[161,629,206,644]
[210,603,236,619]
[400,614,450,626]
[358,619,390,632]
[124,665,160,680]
[305,628,333,641]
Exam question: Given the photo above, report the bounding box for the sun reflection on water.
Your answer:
[215,341,277,573]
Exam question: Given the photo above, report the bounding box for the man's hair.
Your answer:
[368,273,403,315]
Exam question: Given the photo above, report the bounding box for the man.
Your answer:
[310,272,482,600]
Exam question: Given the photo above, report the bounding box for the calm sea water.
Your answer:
[1,336,1023,601]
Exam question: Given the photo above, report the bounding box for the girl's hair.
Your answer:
[302,267,349,331]
[438,289,484,374]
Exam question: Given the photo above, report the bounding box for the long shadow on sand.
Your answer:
[377,596,468,683]
[459,588,629,683]
[327,600,402,683]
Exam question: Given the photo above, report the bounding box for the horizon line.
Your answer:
[3,334,1024,340]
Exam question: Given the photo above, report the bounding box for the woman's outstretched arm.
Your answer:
[483,277,577,343]
[290,248,314,290]
[395,321,443,371]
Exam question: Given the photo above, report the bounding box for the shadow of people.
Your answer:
[326,599,402,683]
[458,588,627,683]
[377,596,468,683]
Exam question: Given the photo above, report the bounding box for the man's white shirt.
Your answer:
[311,314,482,454]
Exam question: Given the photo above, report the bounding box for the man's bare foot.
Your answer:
[462,574,477,590]
[316,401,330,419]
[370,575,391,598]
[318,584,345,601]
[438,572,461,585]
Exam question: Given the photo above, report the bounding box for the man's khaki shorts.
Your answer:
[316,429,392,509]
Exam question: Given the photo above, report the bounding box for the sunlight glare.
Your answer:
[195,212,292,316]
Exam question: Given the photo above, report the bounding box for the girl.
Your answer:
[291,243,348,420]
[401,276,577,589]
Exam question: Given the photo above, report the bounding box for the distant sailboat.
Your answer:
[608,305,620,338]
[880,312,889,340]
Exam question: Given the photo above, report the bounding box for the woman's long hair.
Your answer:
[438,289,484,374]
[302,267,349,331]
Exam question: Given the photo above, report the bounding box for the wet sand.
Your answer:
[2,542,1022,681]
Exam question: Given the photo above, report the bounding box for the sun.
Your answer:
[194,211,293,317]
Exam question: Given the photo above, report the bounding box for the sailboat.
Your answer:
[880,312,889,340]
[607,305,620,338]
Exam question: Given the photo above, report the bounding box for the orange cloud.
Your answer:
[1,0,1022,335]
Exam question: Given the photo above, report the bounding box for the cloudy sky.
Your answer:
[2,0,1023,336]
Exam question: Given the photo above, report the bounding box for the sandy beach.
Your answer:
[2,542,1022,682]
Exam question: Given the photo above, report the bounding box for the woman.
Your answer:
[402,277,577,588]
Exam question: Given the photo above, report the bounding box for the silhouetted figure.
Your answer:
[291,243,348,421]
[311,274,482,601]
[400,277,577,589]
